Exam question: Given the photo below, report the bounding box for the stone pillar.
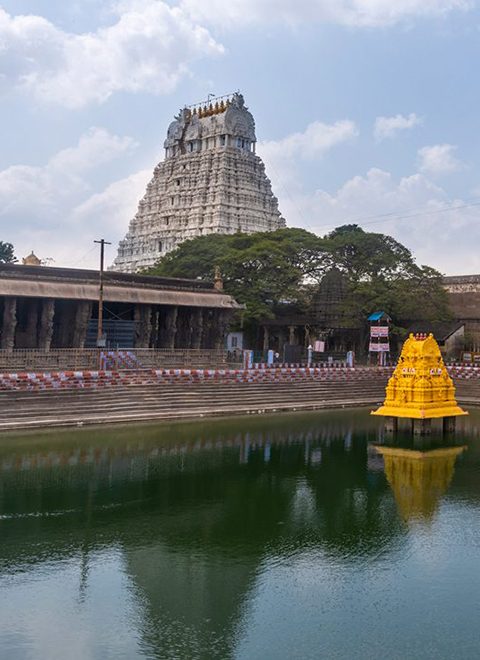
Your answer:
[443,416,456,434]
[134,304,152,348]
[263,326,269,352]
[149,309,159,347]
[201,310,213,349]
[384,417,398,433]
[413,418,432,436]
[73,302,93,348]
[38,299,55,350]
[191,308,204,349]
[289,325,296,344]
[213,310,230,350]
[163,306,178,349]
[1,297,17,350]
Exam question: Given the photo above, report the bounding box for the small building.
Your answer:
[22,252,42,266]
[407,322,465,358]
[443,275,480,346]
[0,264,241,350]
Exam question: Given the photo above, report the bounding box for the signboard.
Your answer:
[370,326,389,338]
[314,340,325,352]
[369,342,390,353]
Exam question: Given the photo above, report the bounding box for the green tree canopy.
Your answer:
[148,228,328,322]
[147,227,451,343]
[0,242,16,264]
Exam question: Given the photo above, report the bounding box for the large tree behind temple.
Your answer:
[147,226,451,346]
[320,226,451,353]
[147,228,329,323]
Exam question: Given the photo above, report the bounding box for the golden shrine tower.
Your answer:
[372,332,467,434]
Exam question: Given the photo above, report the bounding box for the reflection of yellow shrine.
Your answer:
[372,333,467,420]
[375,445,466,521]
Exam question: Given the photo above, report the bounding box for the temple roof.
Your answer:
[0,264,242,309]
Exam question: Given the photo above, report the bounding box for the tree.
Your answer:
[148,228,328,323]
[0,242,16,264]
[325,224,416,281]
[147,226,451,351]
[319,226,451,354]
[321,227,449,324]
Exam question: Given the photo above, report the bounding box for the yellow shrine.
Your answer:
[372,332,467,423]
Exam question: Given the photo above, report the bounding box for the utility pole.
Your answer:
[94,239,111,346]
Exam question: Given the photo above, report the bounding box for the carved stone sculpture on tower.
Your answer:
[111,93,285,272]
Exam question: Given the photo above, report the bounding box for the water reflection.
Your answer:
[374,443,467,522]
[0,411,479,659]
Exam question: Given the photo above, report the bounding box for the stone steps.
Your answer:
[0,377,477,432]
[0,380,387,431]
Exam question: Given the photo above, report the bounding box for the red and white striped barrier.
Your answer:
[0,366,397,392]
[8,364,480,391]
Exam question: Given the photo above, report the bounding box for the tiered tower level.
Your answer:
[112,93,285,272]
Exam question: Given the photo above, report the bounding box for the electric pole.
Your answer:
[94,239,111,346]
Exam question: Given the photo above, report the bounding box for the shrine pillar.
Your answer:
[1,298,17,351]
[134,304,152,348]
[162,306,178,349]
[73,302,93,348]
[190,308,204,349]
[38,299,55,350]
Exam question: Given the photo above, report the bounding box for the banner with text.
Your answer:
[370,326,389,338]
[369,342,390,352]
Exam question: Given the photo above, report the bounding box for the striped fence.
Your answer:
[0,364,478,393]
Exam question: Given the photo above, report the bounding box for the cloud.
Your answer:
[72,168,152,236]
[258,119,358,190]
[179,0,472,28]
[0,128,144,266]
[274,166,479,274]
[0,2,223,108]
[417,144,462,175]
[374,113,422,141]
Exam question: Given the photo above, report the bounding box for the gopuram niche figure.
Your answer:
[372,333,467,434]
[111,92,285,273]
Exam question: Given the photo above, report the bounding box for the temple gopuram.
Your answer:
[112,92,285,273]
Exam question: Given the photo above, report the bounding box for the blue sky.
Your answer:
[1,0,480,273]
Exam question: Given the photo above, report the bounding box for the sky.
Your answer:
[1,0,480,273]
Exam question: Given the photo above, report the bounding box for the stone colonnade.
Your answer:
[0,296,232,350]
[134,305,231,349]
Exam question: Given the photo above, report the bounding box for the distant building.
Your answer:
[112,92,285,272]
[443,275,480,347]
[22,252,42,266]
[0,264,241,349]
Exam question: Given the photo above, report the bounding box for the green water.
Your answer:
[0,410,479,660]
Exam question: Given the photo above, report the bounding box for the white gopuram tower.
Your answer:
[111,93,285,272]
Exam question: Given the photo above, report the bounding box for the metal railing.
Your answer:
[0,349,241,372]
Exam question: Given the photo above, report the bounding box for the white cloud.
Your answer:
[258,119,358,191]
[72,168,152,236]
[0,2,223,108]
[0,128,143,266]
[179,0,472,28]
[374,113,422,141]
[417,144,462,175]
[275,166,479,274]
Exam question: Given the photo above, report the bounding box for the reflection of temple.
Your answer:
[375,445,466,521]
